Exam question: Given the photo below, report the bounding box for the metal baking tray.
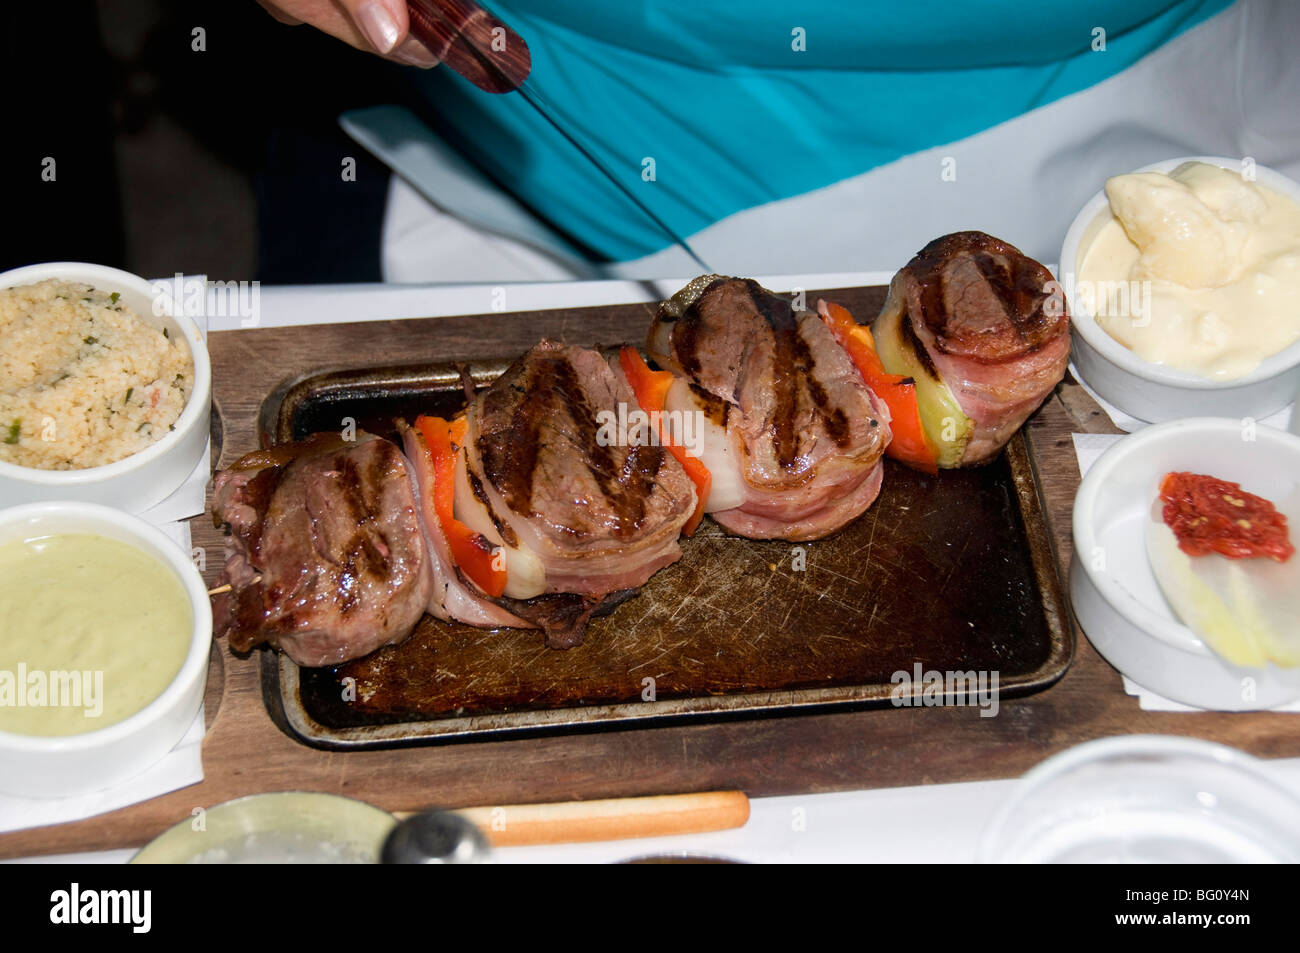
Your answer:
[264,357,1072,748]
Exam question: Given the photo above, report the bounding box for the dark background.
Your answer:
[1,0,408,283]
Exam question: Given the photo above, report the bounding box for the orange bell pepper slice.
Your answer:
[820,301,938,475]
[618,347,712,535]
[414,414,508,597]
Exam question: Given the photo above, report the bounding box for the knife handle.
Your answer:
[442,791,751,846]
[406,0,532,93]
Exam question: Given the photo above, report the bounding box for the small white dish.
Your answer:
[1059,156,1300,424]
[0,262,212,513]
[978,735,1300,863]
[0,501,212,797]
[1071,417,1300,710]
[1291,381,1300,437]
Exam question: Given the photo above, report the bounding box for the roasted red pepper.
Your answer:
[415,414,508,596]
[820,301,938,474]
[1159,471,1294,562]
[618,346,711,535]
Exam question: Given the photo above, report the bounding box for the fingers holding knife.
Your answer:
[255,0,532,90]
[254,0,440,68]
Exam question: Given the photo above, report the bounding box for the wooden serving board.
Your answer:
[4,284,1300,858]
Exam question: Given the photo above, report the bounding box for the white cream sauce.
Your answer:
[0,534,190,736]
[1079,162,1300,380]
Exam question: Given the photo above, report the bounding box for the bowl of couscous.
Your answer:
[0,262,212,512]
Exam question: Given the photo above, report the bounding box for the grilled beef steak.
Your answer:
[878,231,1069,465]
[211,433,432,667]
[461,340,696,647]
[647,276,891,541]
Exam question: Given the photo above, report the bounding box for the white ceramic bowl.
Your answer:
[1071,418,1300,710]
[0,501,212,797]
[978,735,1300,862]
[0,262,212,513]
[1059,156,1300,424]
[1290,381,1300,437]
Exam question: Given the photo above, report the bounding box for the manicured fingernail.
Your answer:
[357,1,401,54]
[392,35,440,68]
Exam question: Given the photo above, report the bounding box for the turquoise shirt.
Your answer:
[409,0,1235,261]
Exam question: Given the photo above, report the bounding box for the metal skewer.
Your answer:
[405,0,713,273]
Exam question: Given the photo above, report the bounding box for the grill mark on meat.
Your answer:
[336,453,391,575]
[672,277,728,378]
[910,232,1060,357]
[916,242,951,346]
[331,455,376,616]
[748,281,799,467]
[675,309,702,378]
[1009,262,1058,345]
[971,252,1014,315]
[479,362,546,515]
[689,382,730,426]
[798,355,849,448]
[480,352,667,539]
[613,445,665,539]
[970,251,1053,346]
[742,279,851,465]
[547,350,669,538]
[467,467,517,547]
[899,305,942,381]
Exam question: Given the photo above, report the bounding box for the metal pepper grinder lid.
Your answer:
[381,810,491,864]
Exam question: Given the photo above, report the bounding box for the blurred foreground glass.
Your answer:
[978,735,1300,863]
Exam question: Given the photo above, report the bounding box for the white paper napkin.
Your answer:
[0,706,205,835]
[1070,431,1123,477]
[1071,434,1299,713]
[138,440,211,526]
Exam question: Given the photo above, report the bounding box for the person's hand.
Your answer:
[256,0,439,67]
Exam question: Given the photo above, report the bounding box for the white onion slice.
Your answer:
[452,446,546,600]
[1145,489,1300,669]
[661,376,745,512]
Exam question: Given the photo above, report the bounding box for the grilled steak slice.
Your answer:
[463,340,695,647]
[647,276,890,541]
[880,231,1070,465]
[210,433,432,667]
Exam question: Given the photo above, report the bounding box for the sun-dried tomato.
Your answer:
[1159,471,1294,562]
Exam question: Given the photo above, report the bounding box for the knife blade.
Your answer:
[405,0,713,273]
